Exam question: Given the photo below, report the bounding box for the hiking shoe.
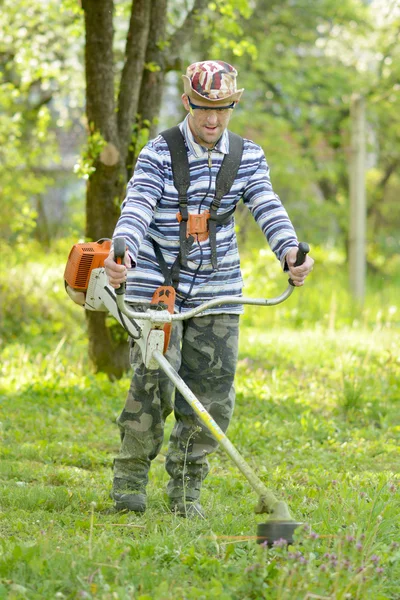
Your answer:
[170,500,205,519]
[113,492,147,513]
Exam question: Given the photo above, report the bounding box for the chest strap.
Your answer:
[158,126,243,283]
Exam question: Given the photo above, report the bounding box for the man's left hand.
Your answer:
[286,247,314,286]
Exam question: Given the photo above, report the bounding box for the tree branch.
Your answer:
[82,0,117,141]
[379,159,399,189]
[168,0,209,62]
[117,0,151,159]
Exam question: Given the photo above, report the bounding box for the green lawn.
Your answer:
[0,249,399,599]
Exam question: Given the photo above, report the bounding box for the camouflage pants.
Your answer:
[113,313,239,501]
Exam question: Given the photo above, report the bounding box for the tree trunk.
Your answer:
[127,0,168,175]
[129,0,208,174]
[82,0,150,378]
[138,0,168,133]
[86,312,129,380]
[81,0,208,378]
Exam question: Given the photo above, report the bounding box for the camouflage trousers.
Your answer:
[113,313,239,502]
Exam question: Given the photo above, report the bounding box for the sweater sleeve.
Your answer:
[242,149,298,268]
[112,142,165,263]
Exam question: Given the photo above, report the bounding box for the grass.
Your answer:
[0,242,399,599]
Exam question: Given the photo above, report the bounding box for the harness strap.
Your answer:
[151,237,192,290]
[209,131,244,269]
[160,127,191,268]
[158,125,244,282]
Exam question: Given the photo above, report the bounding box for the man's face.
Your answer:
[181,94,235,149]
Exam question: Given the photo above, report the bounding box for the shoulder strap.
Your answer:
[209,131,244,269]
[214,131,244,202]
[160,126,191,267]
[160,126,190,198]
[159,127,244,273]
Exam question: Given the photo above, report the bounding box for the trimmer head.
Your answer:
[256,520,302,546]
[254,500,302,546]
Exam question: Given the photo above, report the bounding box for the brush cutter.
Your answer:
[64,237,310,545]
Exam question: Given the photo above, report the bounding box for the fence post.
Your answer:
[349,94,366,301]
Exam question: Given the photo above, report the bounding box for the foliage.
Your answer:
[190,0,257,60]
[221,0,400,254]
[0,243,399,598]
[0,0,84,244]
[74,129,108,180]
[1,0,399,262]
[238,229,400,331]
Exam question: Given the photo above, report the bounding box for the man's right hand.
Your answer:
[104,249,131,289]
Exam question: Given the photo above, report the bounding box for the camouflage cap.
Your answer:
[183,60,244,103]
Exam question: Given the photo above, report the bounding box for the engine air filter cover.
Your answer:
[64,239,111,291]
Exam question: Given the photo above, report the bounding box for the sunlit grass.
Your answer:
[0,243,399,598]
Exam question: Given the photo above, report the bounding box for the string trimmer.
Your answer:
[64,237,310,545]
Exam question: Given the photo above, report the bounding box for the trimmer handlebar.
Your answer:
[111,239,310,323]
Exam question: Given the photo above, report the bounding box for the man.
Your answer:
[104,60,314,518]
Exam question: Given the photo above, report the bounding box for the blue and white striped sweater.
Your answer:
[113,115,298,314]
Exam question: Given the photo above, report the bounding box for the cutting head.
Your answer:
[256,520,303,546]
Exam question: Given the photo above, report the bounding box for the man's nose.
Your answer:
[206,111,218,124]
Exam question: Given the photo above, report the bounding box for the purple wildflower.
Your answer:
[356,566,365,573]
[273,538,288,548]
[370,554,380,564]
[329,553,337,561]
[390,542,399,550]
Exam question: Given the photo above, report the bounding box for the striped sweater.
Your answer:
[112,115,298,315]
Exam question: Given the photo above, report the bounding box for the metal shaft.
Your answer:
[153,349,292,518]
[115,286,294,323]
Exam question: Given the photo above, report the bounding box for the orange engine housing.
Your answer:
[64,239,111,291]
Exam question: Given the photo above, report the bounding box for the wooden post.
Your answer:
[349,94,366,301]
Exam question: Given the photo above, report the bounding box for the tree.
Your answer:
[81,0,217,378]
[216,0,400,269]
[219,0,371,245]
[0,0,83,244]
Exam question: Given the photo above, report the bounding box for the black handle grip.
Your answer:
[294,242,310,267]
[113,237,127,295]
[288,242,310,286]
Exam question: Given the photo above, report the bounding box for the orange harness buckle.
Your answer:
[176,210,210,241]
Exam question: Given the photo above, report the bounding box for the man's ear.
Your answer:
[181,94,190,112]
